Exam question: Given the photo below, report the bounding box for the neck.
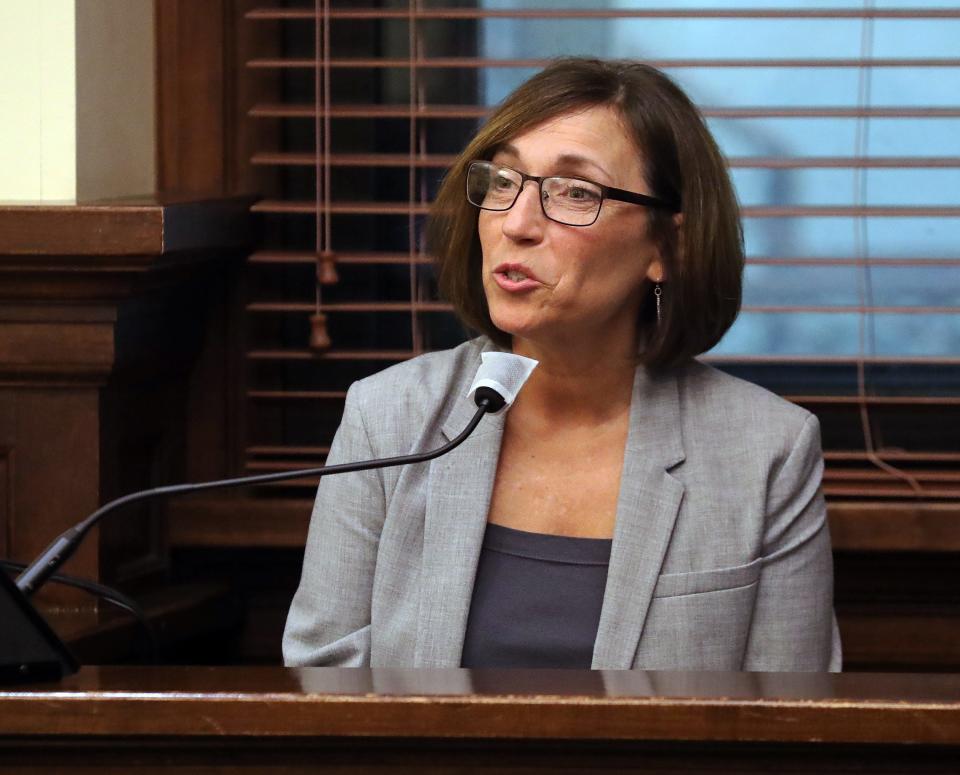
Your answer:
[509,333,638,425]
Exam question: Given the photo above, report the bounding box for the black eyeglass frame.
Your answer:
[466,160,681,227]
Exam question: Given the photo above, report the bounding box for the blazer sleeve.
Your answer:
[742,413,843,672]
[282,383,386,666]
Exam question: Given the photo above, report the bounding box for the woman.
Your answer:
[284,58,841,671]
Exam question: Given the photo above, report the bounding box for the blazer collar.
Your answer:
[624,363,685,468]
[419,350,687,669]
[592,365,686,669]
[417,341,505,667]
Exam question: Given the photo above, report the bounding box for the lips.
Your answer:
[491,262,543,293]
[494,263,540,281]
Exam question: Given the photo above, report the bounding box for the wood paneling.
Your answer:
[226,0,280,195]
[0,388,102,588]
[156,0,227,194]
[0,196,251,607]
[0,0,256,654]
[155,0,277,197]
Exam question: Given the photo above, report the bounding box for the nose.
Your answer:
[501,180,545,242]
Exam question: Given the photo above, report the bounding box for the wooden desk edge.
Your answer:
[2,670,959,746]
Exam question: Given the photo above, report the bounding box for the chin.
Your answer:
[488,303,532,334]
[488,313,554,346]
[485,295,563,344]
[488,317,527,341]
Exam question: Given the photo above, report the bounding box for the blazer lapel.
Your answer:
[592,365,686,669]
[414,383,505,667]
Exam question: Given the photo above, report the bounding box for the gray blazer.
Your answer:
[283,337,842,671]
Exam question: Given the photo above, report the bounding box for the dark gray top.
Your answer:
[460,522,613,669]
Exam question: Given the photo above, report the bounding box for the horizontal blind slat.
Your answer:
[250,151,960,169]
[249,250,429,265]
[249,103,960,119]
[246,7,960,21]
[251,200,960,217]
[245,302,958,315]
[248,56,960,69]
[247,301,453,313]
[247,251,960,268]
[246,350,960,366]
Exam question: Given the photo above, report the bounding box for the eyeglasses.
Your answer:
[465,160,679,227]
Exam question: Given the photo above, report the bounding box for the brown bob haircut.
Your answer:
[427,57,744,370]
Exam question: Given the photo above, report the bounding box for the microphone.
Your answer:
[468,351,538,415]
[15,352,538,597]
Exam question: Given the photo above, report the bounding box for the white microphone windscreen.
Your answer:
[467,352,538,414]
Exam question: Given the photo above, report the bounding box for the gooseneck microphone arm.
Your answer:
[16,388,506,598]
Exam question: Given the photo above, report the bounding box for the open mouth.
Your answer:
[493,263,541,285]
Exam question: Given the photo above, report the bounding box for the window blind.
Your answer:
[242,1,960,502]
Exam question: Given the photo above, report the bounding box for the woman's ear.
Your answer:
[646,259,664,283]
[646,212,682,283]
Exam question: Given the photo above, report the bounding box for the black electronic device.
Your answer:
[0,570,79,684]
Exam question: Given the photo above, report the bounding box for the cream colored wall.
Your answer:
[0,0,77,201]
[0,0,155,202]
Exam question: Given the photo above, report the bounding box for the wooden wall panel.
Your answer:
[0,195,251,615]
[225,0,279,196]
[156,0,227,194]
[0,387,102,606]
[155,0,275,197]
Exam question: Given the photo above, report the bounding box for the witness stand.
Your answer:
[1,667,958,772]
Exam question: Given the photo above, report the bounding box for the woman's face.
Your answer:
[478,104,665,351]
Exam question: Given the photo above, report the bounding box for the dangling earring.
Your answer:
[654,282,662,324]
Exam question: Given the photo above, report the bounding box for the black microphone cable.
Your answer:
[17,390,505,597]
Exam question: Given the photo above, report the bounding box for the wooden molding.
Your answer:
[0,194,253,258]
[0,195,252,382]
[0,320,115,382]
[829,501,960,551]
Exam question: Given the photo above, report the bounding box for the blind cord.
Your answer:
[853,0,925,497]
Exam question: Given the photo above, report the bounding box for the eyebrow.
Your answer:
[494,144,614,183]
